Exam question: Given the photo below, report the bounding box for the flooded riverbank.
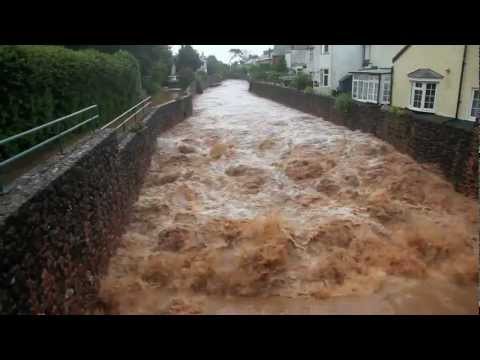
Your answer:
[99,80,478,315]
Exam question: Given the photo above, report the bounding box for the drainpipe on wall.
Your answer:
[455,45,467,120]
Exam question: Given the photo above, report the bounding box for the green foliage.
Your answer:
[388,106,407,116]
[226,63,248,79]
[177,67,195,90]
[335,93,354,114]
[176,45,201,72]
[0,45,143,160]
[304,86,314,94]
[206,55,228,78]
[66,45,173,95]
[292,72,312,91]
[247,63,287,84]
[272,56,287,73]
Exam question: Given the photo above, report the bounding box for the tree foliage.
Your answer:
[175,45,201,72]
[0,45,143,160]
[65,45,173,94]
[177,67,196,90]
[206,55,228,78]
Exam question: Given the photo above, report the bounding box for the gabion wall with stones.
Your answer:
[0,95,193,314]
[250,81,479,199]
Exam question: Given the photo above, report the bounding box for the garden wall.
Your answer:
[0,94,193,314]
[249,81,479,199]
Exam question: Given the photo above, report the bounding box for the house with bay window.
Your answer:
[311,45,363,95]
[391,45,479,121]
[350,45,405,105]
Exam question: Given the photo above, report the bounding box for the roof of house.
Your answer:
[338,74,352,82]
[272,45,313,56]
[291,45,312,50]
[350,67,392,75]
[392,45,411,62]
[407,68,444,79]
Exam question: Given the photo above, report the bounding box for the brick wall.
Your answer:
[0,95,193,314]
[250,81,478,199]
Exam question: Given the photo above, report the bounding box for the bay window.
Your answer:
[409,81,438,113]
[352,74,379,103]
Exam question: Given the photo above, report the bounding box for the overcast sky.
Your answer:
[171,45,273,63]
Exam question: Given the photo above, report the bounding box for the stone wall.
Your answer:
[0,95,193,314]
[250,81,478,199]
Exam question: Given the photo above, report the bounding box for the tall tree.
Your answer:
[175,45,201,72]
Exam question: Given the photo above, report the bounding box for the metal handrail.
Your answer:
[114,102,152,131]
[0,115,99,169]
[0,105,98,194]
[0,105,97,146]
[101,97,151,130]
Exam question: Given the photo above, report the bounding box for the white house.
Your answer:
[283,45,313,73]
[350,45,405,105]
[310,45,363,95]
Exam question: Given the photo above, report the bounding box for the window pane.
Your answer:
[471,90,480,117]
[383,80,391,103]
[413,89,422,108]
[424,83,436,109]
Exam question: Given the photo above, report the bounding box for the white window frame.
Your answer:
[408,79,439,113]
[352,74,380,104]
[321,45,329,55]
[381,75,391,104]
[320,69,329,87]
[468,88,479,121]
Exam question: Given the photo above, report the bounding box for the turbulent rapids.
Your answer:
[98,80,478,315]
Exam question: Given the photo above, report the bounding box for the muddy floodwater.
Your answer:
[99,80,478,315]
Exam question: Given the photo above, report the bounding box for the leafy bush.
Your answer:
[335,93,354,114]
[177,67,195,90]
[292,73,312,91]
[304,86,314,94]
[388,106,407,117]
[0,45,143,160]
[66,45,173,95]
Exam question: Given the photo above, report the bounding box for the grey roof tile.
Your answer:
[408,68,444,79]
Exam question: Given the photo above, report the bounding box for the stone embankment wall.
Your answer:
[0,95,193,314]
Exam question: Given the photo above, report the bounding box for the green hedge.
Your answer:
[0,45,143,160]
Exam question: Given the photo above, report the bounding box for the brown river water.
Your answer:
[98,80,478,315]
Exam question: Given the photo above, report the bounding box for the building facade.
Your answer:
[350,45,405,105]
[391,45,479,121]
[311,45,363,95]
